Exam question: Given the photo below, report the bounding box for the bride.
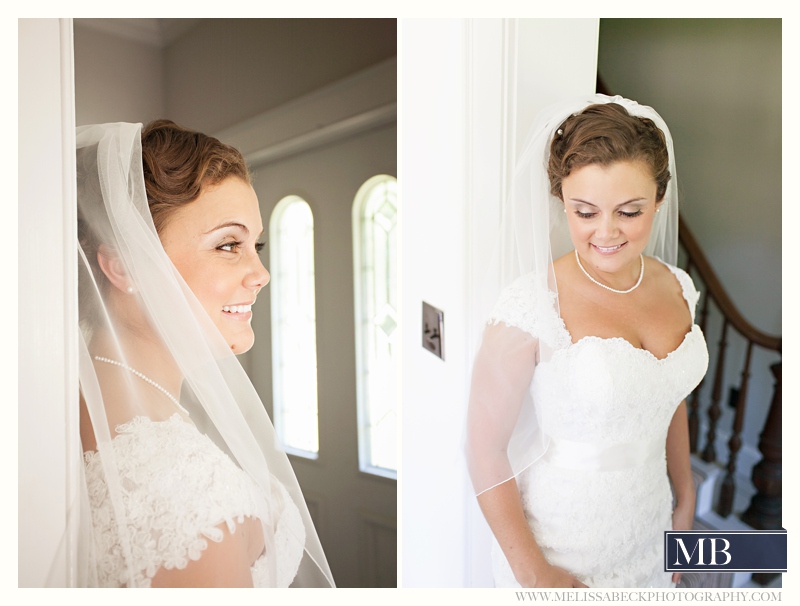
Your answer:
[467,95,708,588]
[77,120,334,587]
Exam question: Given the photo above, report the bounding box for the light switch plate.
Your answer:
[422,301,444,360]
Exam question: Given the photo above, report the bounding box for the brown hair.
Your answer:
[141,119,250,233]
[548,103,670,201]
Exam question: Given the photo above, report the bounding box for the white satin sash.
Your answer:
[543,434,665,471]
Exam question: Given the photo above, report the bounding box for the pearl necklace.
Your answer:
[94,355,189,415]
[574,249,644,294]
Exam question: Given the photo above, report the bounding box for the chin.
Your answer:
[230,336,255,355]
[219,327,255,355]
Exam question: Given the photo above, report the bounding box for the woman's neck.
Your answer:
[575,252,644,292]
[90,325,183,401]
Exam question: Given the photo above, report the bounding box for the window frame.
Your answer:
[269,195,320,460]
[352,175,398,480]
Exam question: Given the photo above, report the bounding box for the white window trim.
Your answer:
[353,175,398,480]
[269,195,320,460]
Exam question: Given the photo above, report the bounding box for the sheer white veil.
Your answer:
[76,122,334,586]
[466,94,680,496]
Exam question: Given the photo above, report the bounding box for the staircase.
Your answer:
[675,216,782,589]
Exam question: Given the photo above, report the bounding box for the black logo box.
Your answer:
[664,530,787,573]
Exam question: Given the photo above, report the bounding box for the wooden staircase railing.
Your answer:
[678,215,781,528]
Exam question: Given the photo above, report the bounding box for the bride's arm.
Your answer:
[150,518,261,587]
[468,323,585,588]
[477,481,586,588]
[666,399,695,584]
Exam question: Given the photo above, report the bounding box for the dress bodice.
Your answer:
[487,259,709,587]
[490,258,708,447]
[535,261,707,446]
[534,325,707,445]
[83,414,304,587]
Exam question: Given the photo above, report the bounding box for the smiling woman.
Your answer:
[467,96,707,588]
[160,177,270,354]
[76,120,333,587]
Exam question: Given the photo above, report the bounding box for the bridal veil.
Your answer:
[466,94,680,496]
[76,122,334,586]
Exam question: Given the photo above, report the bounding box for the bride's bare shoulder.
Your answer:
[552,250,579,286]
[644,256,696,319]
[644,255,672,275]
[553,251,574,268]
[645,256,684,291]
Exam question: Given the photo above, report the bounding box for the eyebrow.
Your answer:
[568,197,647,209]
[203,221,264,237]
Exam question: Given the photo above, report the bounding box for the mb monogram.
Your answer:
[665,530,786,573]
[673,537,731,567]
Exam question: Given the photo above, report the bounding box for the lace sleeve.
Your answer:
[84,416,271,587]
[468,272,563,494]
[251,480,305,587]
[662,262,701,322]
[488,272,570,350]
[467,321,539,494]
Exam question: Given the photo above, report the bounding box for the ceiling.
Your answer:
[73,18,201,48]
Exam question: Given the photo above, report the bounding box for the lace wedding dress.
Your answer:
[83,414,305,587]
[488,260,708,588]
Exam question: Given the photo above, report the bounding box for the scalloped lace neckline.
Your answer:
[554,257,699,363]
[562,324,699,363]
[83,413,192,460]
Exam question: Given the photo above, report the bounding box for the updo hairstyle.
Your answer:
[548,103,670,202]
[141,119,250,234]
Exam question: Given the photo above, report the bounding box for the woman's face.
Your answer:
[562,160,661,278]
[159,177,269,354]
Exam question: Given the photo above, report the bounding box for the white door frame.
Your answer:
[18,18,79,587]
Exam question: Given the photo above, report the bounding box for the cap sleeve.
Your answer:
[84,415,271,587]
[468,273,558,495]
[488,272,570,350]
[661,262,701,322]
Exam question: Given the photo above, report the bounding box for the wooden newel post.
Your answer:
[741,361,782,530]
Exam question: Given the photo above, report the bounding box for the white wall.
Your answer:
[401,18,599,588]
[401,18,469,588]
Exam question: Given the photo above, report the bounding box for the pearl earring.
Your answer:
[126,286,134,294]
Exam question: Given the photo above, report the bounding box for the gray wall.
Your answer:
[599,19,781,478]
[164,18,396,133]
[599,18,781,333]
[74,18,396,133]
[74,24,165,126]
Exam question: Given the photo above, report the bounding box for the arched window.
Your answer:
[353,175,398,478]
[269,196,319,458]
